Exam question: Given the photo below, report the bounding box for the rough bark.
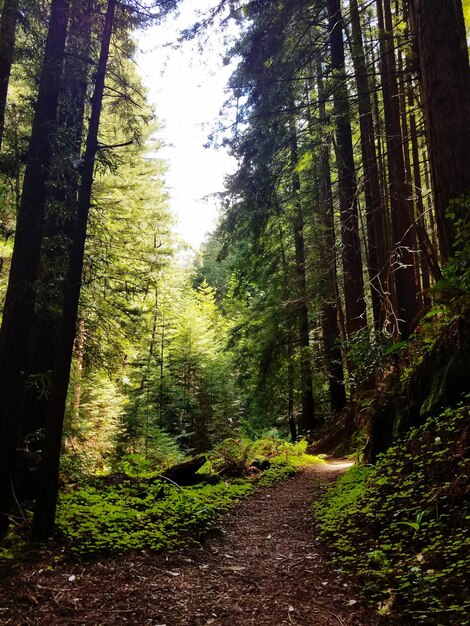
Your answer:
[408,0,470,261]
[21,0,92,443]
[32,0,117,540]
[376,0,418,338]
[348,0,388,331]
[327,0,367,337]
[0,0,70,535]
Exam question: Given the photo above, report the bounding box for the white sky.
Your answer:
[136,1,237,249]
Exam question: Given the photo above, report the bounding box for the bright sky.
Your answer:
[136,1,237,249]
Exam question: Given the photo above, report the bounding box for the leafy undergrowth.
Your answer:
[314,401,470,624]
[1,438,321,560]
[56,478,255,556]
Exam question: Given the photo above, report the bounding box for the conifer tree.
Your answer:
[0,0,70,534]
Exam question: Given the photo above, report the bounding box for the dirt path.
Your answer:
[0,461,387,626]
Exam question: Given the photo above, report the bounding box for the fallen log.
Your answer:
[160,455,207,486]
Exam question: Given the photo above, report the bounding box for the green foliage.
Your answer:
[210,437,257,474]
[57,478,254,556]
[53,436,319,557]
[257,464,298,485]
[0,432,321,561]
[209,436,323,475]
[314,402,470,624]
[438,201,470,304]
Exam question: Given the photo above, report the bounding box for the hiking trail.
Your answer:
[0,461,388,625]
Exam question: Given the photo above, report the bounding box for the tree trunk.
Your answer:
[407,84,432,301]
[317,60,346,413]
[0,0,70,535]
[73,318,85,420]
[21,0,92,443]
[326,0,367,337]
[408,0,470,261]
[348,0,388,331]
[32,0,117,540]
[376,0,418,338]
[289,123,317,433]
[0,0,19,149]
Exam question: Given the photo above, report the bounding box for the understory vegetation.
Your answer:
[314,401,470,624]
[1,439,321,559]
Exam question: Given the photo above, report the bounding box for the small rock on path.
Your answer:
[0,461,389,625]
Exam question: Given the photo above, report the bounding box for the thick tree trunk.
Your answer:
[408,0,470,261]
[0,0,19,149]
[348,0,388,331]
[22,1,92,443]
[327,0,367,337]
[0,0,70,535]
[376,0,418,338]
[32,0,117,540]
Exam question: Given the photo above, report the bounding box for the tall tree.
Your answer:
[376,0,418,338]
[21,0,93,444]
[348,0,388,330]
[326,0,367,337]
[32,0,117,539]
[0,0,70,535]
[289,121,317,432]
[316,60,346,413]
[408,0,470,261]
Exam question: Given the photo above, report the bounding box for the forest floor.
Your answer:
[0,461,391,626]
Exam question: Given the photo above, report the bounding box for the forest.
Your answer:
[0,0,469,624]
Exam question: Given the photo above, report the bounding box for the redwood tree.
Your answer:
[32,0,117,539]
[408,0,470,261]
[0,0,70,535]
[326,0,367,337]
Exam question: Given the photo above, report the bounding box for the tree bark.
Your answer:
[348,0,388,331]
[22,0,92,443]
[0,0,19,149]
[0,0,70,535]
[407,0,470,261]
[317,60,346,413]
[376,0,418,338]
[327,0,367,337]
[32,0,117,540]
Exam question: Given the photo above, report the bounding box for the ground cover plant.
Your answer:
[314,401,470,624]
[1,438,321,560]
